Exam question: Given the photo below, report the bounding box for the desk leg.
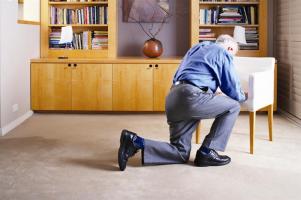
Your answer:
[249,112,256,154]
[268,104,273,141]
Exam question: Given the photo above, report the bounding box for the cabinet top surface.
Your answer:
[31,57,183,64]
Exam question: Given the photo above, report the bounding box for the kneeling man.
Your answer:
[118,35,247,171]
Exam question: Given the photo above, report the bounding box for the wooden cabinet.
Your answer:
[112,63,178,111]
[31,63,72,110]
[153,64,178,111]
[31,58,278,112]
[112,64,154,111]
[31,59,181,112]
[31,63,113,111]
[72,64,112,111]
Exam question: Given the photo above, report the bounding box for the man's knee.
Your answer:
[229,100,241,114]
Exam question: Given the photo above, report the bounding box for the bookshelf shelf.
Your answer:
[199,24,259,27]
[46,49,108,59]
[198,38,216,41]
[42,0,116,58]
[49,2,108,5]
[48,24,108,27]
[199,2,259,5]
[49,49,107,51]
[191,0,267,57]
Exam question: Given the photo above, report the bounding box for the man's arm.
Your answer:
[219,53,247,102]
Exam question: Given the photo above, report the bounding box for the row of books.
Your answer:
[200,0,258,2]
[50,6,108,25]
[199,29,216,41]
[73,32,89,49]
[198,27,259,50]
[92,31,108,49]
[49,30,64,49]
[50,0,107,2]
[239,27,259,50]
[199,6,257,25]
[49,29,108,50]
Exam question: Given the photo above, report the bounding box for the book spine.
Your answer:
[93,6,97,24]
[104,6,107,24]
[204,9,207,24]
[250,6,255,25]
[100,7,103,24]
[96,6,99,24]
[199,9,203,24]
[81,8,84,24]
[63,9,66,24]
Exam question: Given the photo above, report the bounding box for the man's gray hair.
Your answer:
[216,34,239,54]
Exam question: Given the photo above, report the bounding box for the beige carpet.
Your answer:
[0,113,301,200]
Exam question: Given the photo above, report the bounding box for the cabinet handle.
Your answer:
[147,64,153,70]
[155,64,159,68]
[68,63,71,67]
[73,64,77,67]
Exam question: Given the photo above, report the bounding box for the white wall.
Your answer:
[0,0,40,136]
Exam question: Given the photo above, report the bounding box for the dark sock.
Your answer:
[133,135,145,149]
[200,146,211,154]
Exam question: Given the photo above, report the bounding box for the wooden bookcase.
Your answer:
[190,0,268,57]
[33,0,275,112]
[41,0,117,59]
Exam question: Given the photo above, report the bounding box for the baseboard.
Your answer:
[278,109,301,128]
[0,111,34,136]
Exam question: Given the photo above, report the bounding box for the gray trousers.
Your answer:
[142,83,241,165]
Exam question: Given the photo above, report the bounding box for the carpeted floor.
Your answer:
[0,113,301,200]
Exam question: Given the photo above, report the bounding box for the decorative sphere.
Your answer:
[143,38,163,58]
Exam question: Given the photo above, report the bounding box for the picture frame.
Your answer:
[123,0,170,23]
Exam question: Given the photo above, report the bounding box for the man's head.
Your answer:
[216,35,239,56]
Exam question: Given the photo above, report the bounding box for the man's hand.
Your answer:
[244,92,248,100]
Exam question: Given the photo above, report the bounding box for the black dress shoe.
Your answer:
[118,129,139,171]
[194,149,231,167]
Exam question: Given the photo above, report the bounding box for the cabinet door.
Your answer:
[113,64,153,111]
[72,64,113,111]
[31,63,72,110]
[153,64,178,111]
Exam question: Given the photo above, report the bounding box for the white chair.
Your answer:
[195,57,276,154]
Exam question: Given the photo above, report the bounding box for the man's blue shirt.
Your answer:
[173,42,246,102]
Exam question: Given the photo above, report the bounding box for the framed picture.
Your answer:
[123,0,170,23]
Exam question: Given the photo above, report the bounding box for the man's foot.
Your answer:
[118,129,139,171]
[194,148,231,167]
